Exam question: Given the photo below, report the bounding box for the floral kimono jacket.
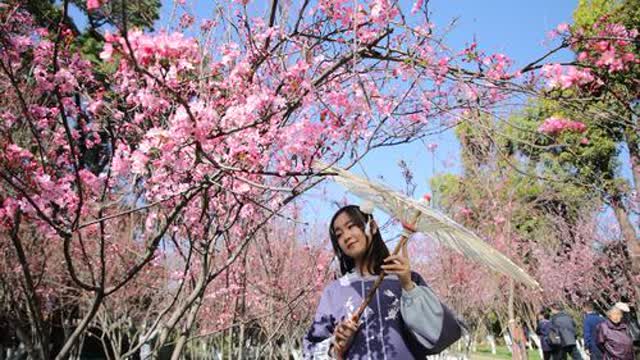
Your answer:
[303,267,462,359]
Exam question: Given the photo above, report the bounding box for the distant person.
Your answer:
[536,310,553,360]
[596,302,634,360]
[583,301,605,360]
[550,302,582,360]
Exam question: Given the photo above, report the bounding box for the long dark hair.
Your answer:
[329,205,390,276]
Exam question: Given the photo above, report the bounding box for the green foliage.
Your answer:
[613,0,640,29]
[430,173,462,209]
[573,0,622,30]
[76,32,104,64]
[455,116,495,172]
[23,0,161,64]
[574,0,640,31]
[73,32,120,79]
[23,0,80,34]
[503,95,627,203]
[70,0,161,30]
[24,0,161,33]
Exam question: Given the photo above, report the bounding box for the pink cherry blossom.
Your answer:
[87,0,102,10]
[556,23,570,33]
[538,116,587,135]
[541,64,594,89]
[411,0,424,14]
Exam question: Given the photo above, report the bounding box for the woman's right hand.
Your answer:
[332,317,360,358]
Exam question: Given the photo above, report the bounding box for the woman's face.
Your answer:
[333,211,369,261]
[608,308,623,324]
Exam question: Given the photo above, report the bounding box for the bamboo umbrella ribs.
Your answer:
[315,162,540,289]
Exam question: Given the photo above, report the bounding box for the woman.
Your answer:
[596,304,634,360]
[303,204,462,359]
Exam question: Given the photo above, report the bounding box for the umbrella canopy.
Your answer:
[315,162,539,289]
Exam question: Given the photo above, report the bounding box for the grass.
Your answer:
[469,345,543,360]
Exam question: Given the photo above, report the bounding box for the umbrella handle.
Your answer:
[349,211,421,324]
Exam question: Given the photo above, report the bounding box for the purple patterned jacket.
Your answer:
[303,269,462,359]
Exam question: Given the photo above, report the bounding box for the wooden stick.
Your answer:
[351,211,421,323]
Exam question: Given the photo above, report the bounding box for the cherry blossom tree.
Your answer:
[1,0,638,358]
[0,0,508,357]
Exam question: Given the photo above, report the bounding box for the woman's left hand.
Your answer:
[381,241,414,291]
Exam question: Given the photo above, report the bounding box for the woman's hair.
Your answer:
[329,205,390,275]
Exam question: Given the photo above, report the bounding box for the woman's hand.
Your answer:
[382,241,414,291]
[332,317,360,358]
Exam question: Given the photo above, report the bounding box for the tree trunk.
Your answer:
[152,273,207,357]
[228,327,233,359]
[9,215,48,360]
[508,280,518,359]
[624,126,640,313]
[237,323,245,360]
[169,298,202,360]
[487,334,497,355]
[507,280,528,360]
[55,293,104,360]
[625,122,640,192]
[610,196,640,310]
